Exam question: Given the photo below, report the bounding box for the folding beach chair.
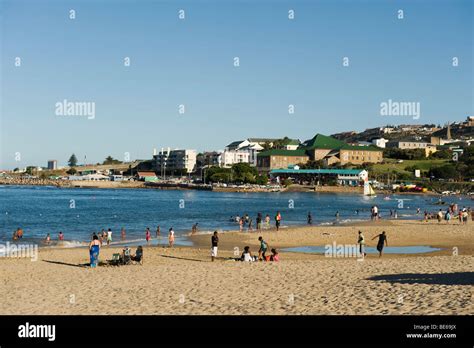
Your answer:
[109,253,121,266]
[122,247,132,265]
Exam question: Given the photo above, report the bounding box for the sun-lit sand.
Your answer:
[0,220,472,315]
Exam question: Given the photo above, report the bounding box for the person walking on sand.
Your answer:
[145,227,151,244]
[89,234,101,268]
[107,228,113,246]
[45,233,51,245]
[372,231,388,258]
[121,227,126,241]
[307,212,313,225]
[211,231,219,261]
[168,227,175,248]
[357,231,366,258]
[258,236,268,261]
[275,211,281,231]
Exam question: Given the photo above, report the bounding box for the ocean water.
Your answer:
[0,185,469,244]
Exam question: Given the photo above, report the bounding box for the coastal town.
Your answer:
[2,116,473,195]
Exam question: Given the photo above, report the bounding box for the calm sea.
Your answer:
[0,185,469,246]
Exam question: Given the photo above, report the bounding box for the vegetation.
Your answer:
[103,156,123,165]
[66,167,77,175]
[206,163,268,184]
[383,148,425,160]
[68,154,78,167]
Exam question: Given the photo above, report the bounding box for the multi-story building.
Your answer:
[154,148,197,175]
[47,160,57,170]
[387,138,437,157]
[257,149,309,171]
[219,149,251,167]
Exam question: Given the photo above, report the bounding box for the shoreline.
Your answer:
[0,181,453,196]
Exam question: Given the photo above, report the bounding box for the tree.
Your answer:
[68,154,78,167]
[66,167,77,175]
[103,156,122,165]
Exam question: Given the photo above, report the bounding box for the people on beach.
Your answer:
[239,217,244,232]
[270,248,279,262]
[307,212,313,225]
[58,231,64,241]
[357,231,366,258]
[89,234,101,268]
[437,209,443,223]
[275,211,281,231]
[372,231,388,258]
[335,211,340,221]
[258,236,268,261]
[121,227,126,241]
[131,246,143,263]
[241,246,255,262]
[265,214,270,229]
[45,233,51,245]
[168,227,175,247]
[145,227,151,244]
[445,210,451,224]
[16,228,23,239]
[100,229,106,244]
[12,230,18,240]
[156,226,161,244]
[256,213,262,230]
[107,228,112,245]
[192,223,198,235]
[211,231,219,262]
[248,218,253,232]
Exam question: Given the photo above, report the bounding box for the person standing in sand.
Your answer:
[211,231,219,261]
[372,231,388,258]
[357,231,366,258]
[89,234,101,268]
[45,233,51,245]
[239,217,244,232]
[168,227,175,248]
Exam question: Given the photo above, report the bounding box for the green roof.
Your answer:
[340,145,382,152]
[258,149,308,157]
[299,134,346,150]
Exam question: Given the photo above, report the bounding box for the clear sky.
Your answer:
[0,0,472,169]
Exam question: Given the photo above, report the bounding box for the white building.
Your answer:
[372,138,389,148]
[154,148,197,174]
[219,149,251,168]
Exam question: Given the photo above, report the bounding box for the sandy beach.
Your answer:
[0,220,472,315]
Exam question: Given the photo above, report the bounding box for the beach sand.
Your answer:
[0,220,472,315]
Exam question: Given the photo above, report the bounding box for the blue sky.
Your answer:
[0,0,472,169]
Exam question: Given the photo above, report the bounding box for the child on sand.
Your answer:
[270,248,279,262]
[258,236,268,261]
